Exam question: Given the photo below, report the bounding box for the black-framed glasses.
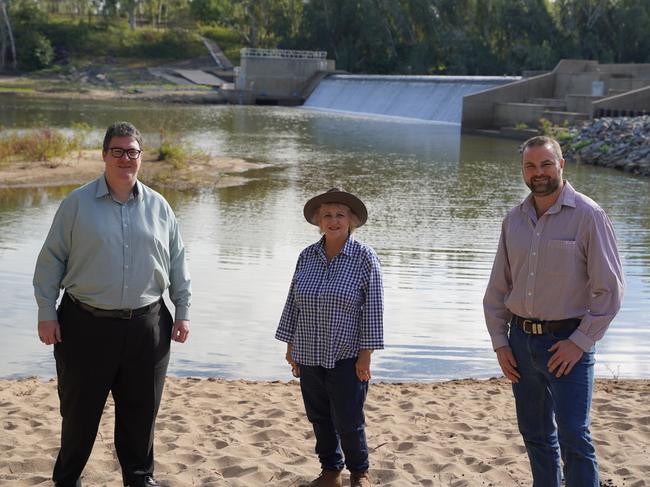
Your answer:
[109,147,142,159]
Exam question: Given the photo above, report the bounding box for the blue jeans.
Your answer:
[509,324,598,487]
[299,357,369,472]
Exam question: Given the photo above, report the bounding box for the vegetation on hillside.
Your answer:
[2,0,650,74]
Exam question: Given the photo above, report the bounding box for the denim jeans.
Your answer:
[299,357,369,472]
[509,324,598,487]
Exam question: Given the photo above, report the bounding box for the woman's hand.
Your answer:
[286,343,299,377]
[355,349,373,382]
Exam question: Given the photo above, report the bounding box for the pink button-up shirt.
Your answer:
[483,181,625,352]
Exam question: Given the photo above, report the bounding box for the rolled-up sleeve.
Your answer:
[275,257,301,343]
[33,198,74,321]
[483,221,514,351]
[570,210,625,351]
[168,212,192,321]
[360,249,384,350]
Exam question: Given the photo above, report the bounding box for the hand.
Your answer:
[547,339,583,378]
[355,349,372,382]
[496,346,520,383]
[38,320,62,346]
[286,343,299,377]
[172,320,190,343]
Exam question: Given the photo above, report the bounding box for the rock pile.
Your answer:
[561,116,650,177]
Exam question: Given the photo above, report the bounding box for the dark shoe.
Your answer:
[350,471,371,487]
[54,481,82,487]
[126,475,161,487]
[299,469,343,487]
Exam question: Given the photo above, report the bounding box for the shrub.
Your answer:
[17,32,55,70]
[539,117,573,140]
[0,124,94,163]
[572,139,592,151]
[158,142,189,169]
[20,128,70,161]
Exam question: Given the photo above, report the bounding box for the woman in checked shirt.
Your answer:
[276,188,384,487]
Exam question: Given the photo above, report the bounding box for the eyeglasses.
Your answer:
[108,147,142,159]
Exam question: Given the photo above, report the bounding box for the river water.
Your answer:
[1,96,649,381]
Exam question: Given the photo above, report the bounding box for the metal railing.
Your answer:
[241,48,327,59]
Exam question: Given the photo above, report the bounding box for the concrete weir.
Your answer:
[303,75,518,124]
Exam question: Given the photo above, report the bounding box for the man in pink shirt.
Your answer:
[483,136,624,487]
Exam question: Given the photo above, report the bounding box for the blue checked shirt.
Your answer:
[276,234,384,369]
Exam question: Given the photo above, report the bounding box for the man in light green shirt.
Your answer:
[33,121,191,487]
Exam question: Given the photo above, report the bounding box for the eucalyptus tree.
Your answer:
[0,0,17,70]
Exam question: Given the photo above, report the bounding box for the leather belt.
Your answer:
[511,315,581,335]
[66,292,160,320]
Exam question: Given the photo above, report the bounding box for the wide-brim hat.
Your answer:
[303,188,368,227]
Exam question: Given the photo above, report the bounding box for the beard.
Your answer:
[526,175,561,196]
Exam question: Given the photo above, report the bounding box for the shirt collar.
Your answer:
[315,233,356,259]
[521,179,575,218]
[95,174,142,201]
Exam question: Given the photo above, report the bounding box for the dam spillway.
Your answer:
[304,75,519,124]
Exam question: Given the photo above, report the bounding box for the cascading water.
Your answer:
[303,75,519,124]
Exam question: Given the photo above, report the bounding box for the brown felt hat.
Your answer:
[303,188,368,227]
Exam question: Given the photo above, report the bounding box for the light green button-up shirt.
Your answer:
[34,175,191,321]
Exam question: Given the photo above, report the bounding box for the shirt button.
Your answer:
[532,252,537,256]
[527,292,532,296]
[125,244,129,248]
[125,265,129,269]
[536,232,541,236]
[530,272,534,276]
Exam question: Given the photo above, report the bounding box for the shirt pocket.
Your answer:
[544,240,577,276]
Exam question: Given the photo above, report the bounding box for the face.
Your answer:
[317,203,352,240]
[522,143,564,197]
[102,136,142,185]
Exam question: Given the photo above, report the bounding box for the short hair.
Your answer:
[520,135,563,162]
[102,122,143,153]
[314,203,361,233]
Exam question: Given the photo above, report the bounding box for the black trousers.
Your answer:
[52,293,173,487]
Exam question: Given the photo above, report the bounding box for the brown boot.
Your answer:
[300,469,343,487]
[350,471,371,487]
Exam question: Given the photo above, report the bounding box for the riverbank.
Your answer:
[0,62,227,104]
[0,377,647,486]
[561,116,650,176]
[0,150,266,190]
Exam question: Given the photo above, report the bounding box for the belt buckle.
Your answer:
[120,309,133,319]
[522,319,543,335]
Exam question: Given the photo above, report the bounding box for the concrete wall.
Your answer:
[598,63,650,77]
[494,102,546,127]
[461,59,650,132]
[592,85,650,116]
[461,72,554,130]
[554,72,599,97]
[553,59,597,74]
[237,49,333,102]
[604,76,650,93]
[566,94,601,113]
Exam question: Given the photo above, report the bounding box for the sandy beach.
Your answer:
[0,377,648,486]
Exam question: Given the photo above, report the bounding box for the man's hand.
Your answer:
[547,339,583,378]
[355,349,372,382]
[496,346,520,383]
[38,320,62,346]
[171,320,189,343]
[286,343,299,377]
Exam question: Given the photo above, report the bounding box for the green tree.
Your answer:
[0,0,18,70]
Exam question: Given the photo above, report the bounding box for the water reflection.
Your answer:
[1,100,649,381]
